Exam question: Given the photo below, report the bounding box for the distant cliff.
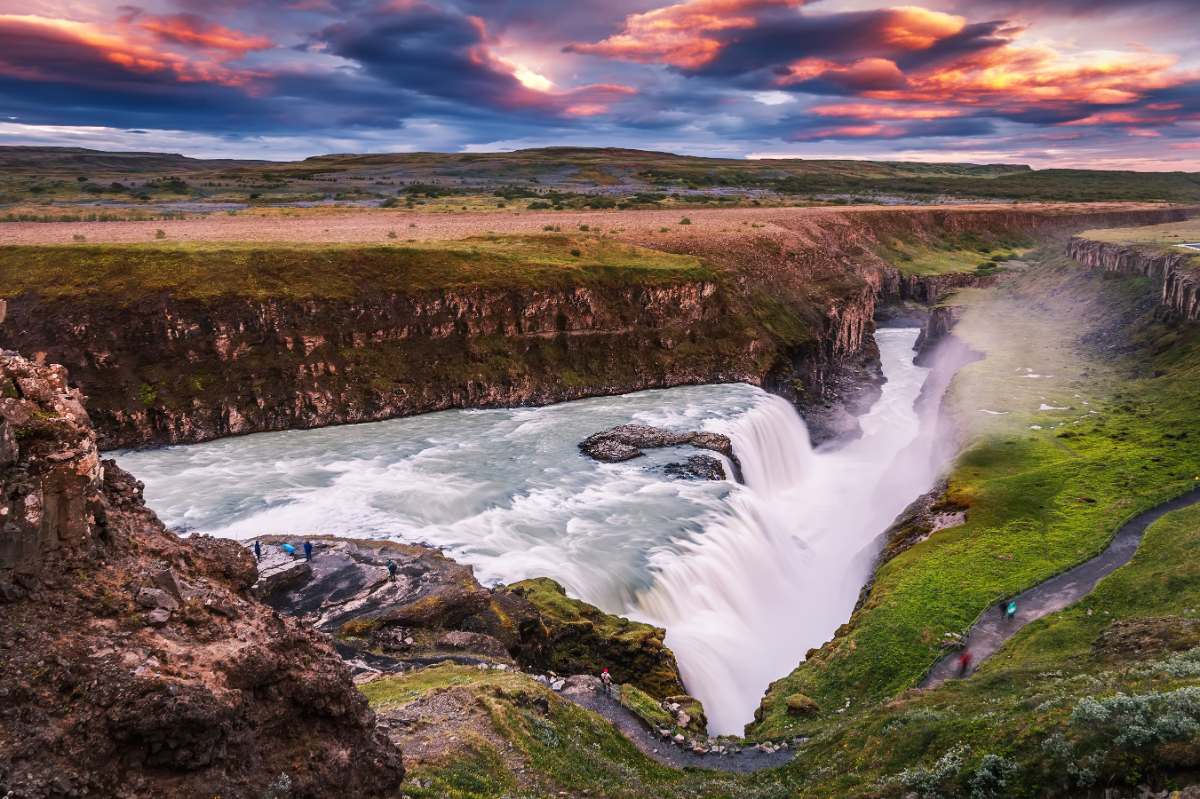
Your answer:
[1068,237,1200,321]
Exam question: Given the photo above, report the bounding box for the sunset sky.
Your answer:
[1,0,1197,168]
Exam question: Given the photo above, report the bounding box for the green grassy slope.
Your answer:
[0,236,710,302]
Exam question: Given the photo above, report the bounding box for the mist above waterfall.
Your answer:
[114,328,949,737]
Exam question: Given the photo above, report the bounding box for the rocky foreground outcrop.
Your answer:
[0,354,404,798]
[1068,237,1200,321]
[250,536,689,701]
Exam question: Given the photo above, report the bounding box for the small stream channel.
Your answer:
[115,327,950,735]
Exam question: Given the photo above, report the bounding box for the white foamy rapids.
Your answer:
[113,328,942,737]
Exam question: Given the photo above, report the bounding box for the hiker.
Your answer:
[303,541,313,561]
[998,601,1006,619]
[1006,600,1018,621]
[958,650,973,676]
[281,542,296,556]
[386,559,398,582]
[600,667,614,697]
[253,540,261,562]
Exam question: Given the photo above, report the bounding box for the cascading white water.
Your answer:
[634,328,936,733]
[113,328,941,737]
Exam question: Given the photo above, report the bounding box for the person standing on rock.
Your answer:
[386,559,398,582]
[303,541,313,561]
[254,540,261,562]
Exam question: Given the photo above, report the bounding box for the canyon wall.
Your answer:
[0,205,1188,450]
[1067,237,1200,321]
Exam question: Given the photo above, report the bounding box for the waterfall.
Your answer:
[634,328,936,735]
[115,329,942,740]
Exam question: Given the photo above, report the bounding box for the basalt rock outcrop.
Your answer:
[1068,237,1200,321]
[251,536,688,700]
[0,354,404,798]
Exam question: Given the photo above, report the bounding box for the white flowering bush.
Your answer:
[1070,686,1200,748]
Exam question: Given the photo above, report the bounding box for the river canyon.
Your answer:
[115,326,947,734]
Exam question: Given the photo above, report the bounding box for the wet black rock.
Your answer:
[578,423,741,476]
[663,455,727,481]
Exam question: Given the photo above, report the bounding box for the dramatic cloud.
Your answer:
[565,0,803,69]
[0,0,1197,168]
[134,13,274,55]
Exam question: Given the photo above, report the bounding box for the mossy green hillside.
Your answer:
[750,250,1200,739]
[0,235,711,303]
[873,228,1032,277]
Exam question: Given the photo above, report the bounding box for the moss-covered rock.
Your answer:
[504,577,686,698]
[785,693,819,717]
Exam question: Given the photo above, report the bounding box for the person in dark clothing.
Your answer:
[386,559,398,582]
[958,650,973,676]
[253,540,262,562]
[303,541,313,561]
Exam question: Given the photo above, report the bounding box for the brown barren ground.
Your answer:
[0,202,1175,246]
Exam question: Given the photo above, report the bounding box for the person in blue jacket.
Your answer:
[253,540,262,561]
[303,541,313,561]
[281,542,296,556]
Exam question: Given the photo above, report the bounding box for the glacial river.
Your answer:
[115,328,939,735]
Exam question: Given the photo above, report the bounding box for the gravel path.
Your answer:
[922,486,1200,687]
[562,687,796,773]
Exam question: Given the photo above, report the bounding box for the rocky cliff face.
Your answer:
[0,354,404,798]
[1067,237,1200,321]
[0,206,1187,452]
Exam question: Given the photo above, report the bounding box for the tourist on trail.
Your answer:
[1006,600,1018,621]
[958,650,973,676]
[303,541,313,561]
[386,559,398,582]
[281,542,296,556]
[600,667,614,697]
[253,540,261,562]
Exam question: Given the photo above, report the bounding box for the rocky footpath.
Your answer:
[0,354,404,798]
[249,536,689,701]
[1068,237,1200,321]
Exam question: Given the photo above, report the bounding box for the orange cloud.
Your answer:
[777,57,906,91]
[0,14,264,87]
[880,6,965,50]
[566,0,802,69]
[137,14,274,55]
[865,44,1183,107]
[808,103,961,120]
[792,123,907,140]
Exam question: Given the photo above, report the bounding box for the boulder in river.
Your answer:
[579,423,742,481]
